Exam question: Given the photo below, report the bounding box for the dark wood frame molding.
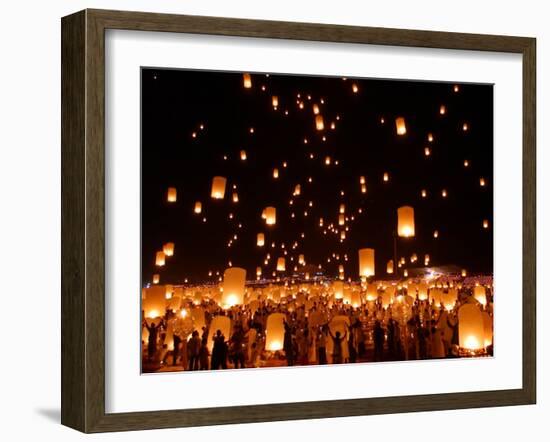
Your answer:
[61,9,536,433]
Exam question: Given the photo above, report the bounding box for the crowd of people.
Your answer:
[142,285,493,372]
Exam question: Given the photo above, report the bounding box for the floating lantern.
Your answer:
[386,260,394,274]
[340,231,346,240]
[211,176,227,199]
[155,251,165,267]
[315,115,325,131]
[265,313,286,351]
[240,150,247,161]
[442,289,457,311]
[464,160,470,167]
[265,207,276,225]
[428,133,434,142]
[352,83,359,93]
[333,281,344,299]
[272,95,279,108]
[454,84,460,93]
[458,304,484,351]
[421,189,427,198]
[397,206,415,238]
[433,230,439,238]
[257,233,265,247]
[361,183,367,193]
[358,248,375,277]
[439,105,446,115]
[418,283,428,301]
[366,284,378,302]
[166,187,177,203]
[325,156,331,166]
[232,192,239,203]
[462,122,469,131]
[222,267,246,307]
[403,269,409,277]
[298,254,305,265]
[294,184,301,196]
[462,269,467,277]
[339,203,345,214]
[338,214,345,226]
[256,266,262,277]
[424,147,431,156]
[480,177,486,187]
[474,286,487,306]
[424,254,430,266]
[395,117,407,135]
[313,103,320,115]
[441,189,448,198]
[243,73,252,88]
[152,274,160,284]
[277,257,286,272]
[483,219,489,229]
[163,242,174,257]
[194,201,202,214]
[273,168,279,179]
[142,285,166,319]
[383,172,389,182]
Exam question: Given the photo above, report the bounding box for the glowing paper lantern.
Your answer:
[194,201,202,214]
[240,150,247,160]
[211,176,227,199]
[439,105,446,115]
[257,233,265,247]
[338,214,345,226]
[418,282,428,301]
[166,187,177,203]
[397,206,415,238]
[474,286,487,306]
[458,304,484,351]
[152,274,160,284]
[315,115,325,131]
[243,73,252,88]
[222,267,246,307]
[482,311,493,347]
[142,285,166,318]
[273,168,279,179]
[313,104,320,115]
[298,254,305,265]
[272,96,279,108]
[386,260,394,274]
[395,117,407,135]
[365,284,378,302]
[424,254,430,265]
[293,184,301,196]
[483,219,489,229]
[276,257,286,272]
[383,172,389,182]
[232,192,239,203]
[256,267,262,277]
[441,289,457,311]
[333,281,344,299]
[265,207,276,225]
[265,313,285,351]
[358,248,375,277]
[163,242,174,257]
[155,251,166,267]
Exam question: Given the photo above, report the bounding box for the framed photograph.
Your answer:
[61,9,536,433]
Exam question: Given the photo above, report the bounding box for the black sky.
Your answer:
[141,68,493,285]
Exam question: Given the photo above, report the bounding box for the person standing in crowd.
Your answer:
[373,320,385,362]
[229,325,246,369]
[329,329,346,364]
[143,320,162,362]
[211,329,228,370]
[187,330,201,370]
[199,333,209,370]
[316,326,327,365]
[283,320,295,366]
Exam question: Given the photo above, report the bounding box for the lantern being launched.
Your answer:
[397,206,415,237]
[358,248,375,278]
[222,267,246,308]
[264,206,276,225]
[395,117,407,135]
[211,176,227,199]
[265,313,285,351]
[458,304,485,351]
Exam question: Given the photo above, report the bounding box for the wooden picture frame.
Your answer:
[61,8,536,433]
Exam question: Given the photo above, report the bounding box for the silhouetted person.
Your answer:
[144,320,159,361]
[283,321,295,366]
[329,330,346,364]
[373,320,384,362]
[211,330,228,369]
[187,330,201,370]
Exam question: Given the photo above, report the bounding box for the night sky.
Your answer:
[141,68,493,286]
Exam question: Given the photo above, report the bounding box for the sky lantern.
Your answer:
[483,219,489,229]
[424,147,431,156]
[433,230,439,238]
[428,133,434,142]
[315,115,325,131]
[441,189,448,198]
[333,281,344,299]
[418,282,428,301]
[162,242,175,257]
[361,183,367,193]
[397,206,415,238]
[441,289,457,311]
[421,189,427,198]
[338,214,345,226]
[313,103,320,115]
[222,267,246,307]
[386,259,394,274]
[194,201,202,214]
[424,254,430,265]
[480,177,486,187]
[265,313,285,351]
[257,233,265,247]
[339,203,346,214]
[166,187,177,203]
[298,254,305,265]
[256,266,262,277]
[403,269,409,277]
[240,150,247,161]
[152,274,160,284]
[277,257,286,271]
[383,172,389,182]
[272,168,279,179]
[211,176,227,199]
[454,84,460,93]
[365,284,378,302]
[272,95,279,108]
[352,83,359,93]
[155,251,165,267]
[243,73,252,88]
[439,105,446,115]
[232,192,239,203]
[474,285,487,306]
[265,206,276,225]
[142,285,166,319]
[294,184,301,196]
[462,122,469,131]
[358,248,375,278]
[395,117,407,135]
[458,304,485,351]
